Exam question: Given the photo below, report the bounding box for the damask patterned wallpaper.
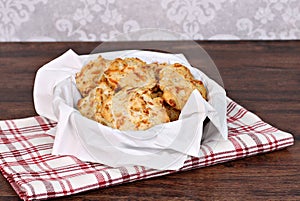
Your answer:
[1,0,299,41]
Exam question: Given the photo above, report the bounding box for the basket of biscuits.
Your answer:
[34,50,227,170]
[76,56,207,130]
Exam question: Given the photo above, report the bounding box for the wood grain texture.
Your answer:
[0,41,299,200]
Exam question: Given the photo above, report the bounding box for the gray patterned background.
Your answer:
[1,0,300,41]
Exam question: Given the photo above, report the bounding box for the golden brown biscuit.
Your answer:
[104,57,156,90]
[78,85,170,130]
[111,87,170,130]
[158,63,207,110]
[77,79,115,127]
[75,56,112,97]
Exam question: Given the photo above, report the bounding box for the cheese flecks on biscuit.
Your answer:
[104,58,156,91]
[112,87,170,130]
[78,86,170,131]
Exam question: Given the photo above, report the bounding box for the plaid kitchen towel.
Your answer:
[0,98,294,201]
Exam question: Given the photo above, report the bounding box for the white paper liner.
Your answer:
[34,49,227,170]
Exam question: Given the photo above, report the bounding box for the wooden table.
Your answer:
[0,41,299,200]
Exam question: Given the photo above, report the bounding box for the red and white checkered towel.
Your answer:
[0,98,294,201]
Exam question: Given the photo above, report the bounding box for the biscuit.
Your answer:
[158,63,207,110]
[104,57,156,90]
[75,56,112,97]
[77,79,115,127]
[111,87,170,130]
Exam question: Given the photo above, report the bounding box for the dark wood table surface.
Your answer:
[0,41,299,200]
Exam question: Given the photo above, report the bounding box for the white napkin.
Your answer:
[34,49,227,170]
